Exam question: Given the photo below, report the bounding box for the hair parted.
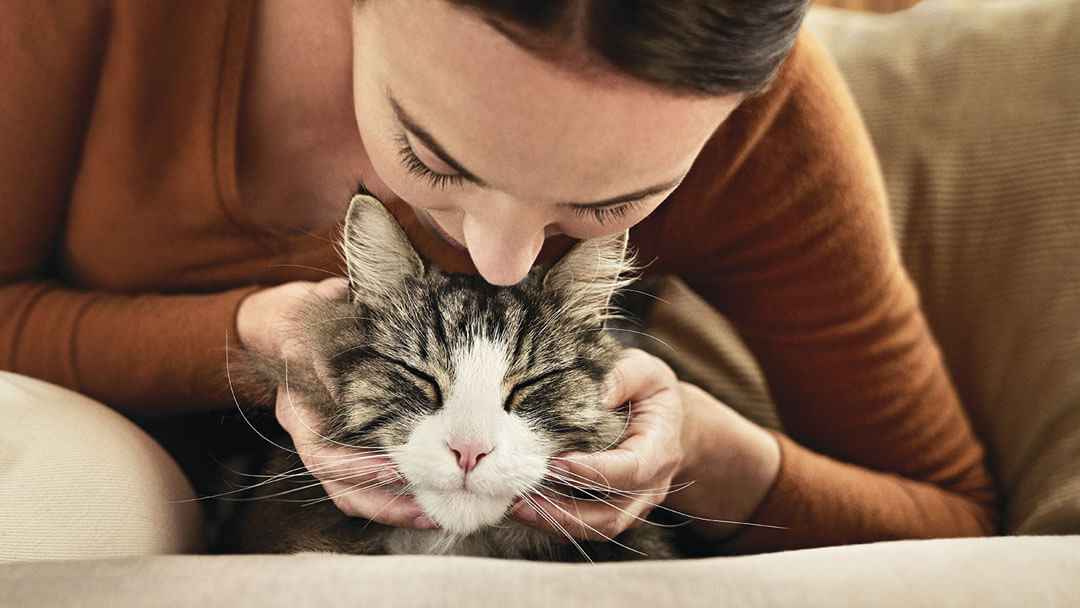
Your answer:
[447,0,811,95]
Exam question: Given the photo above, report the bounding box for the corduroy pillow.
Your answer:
[644,0,1080,536]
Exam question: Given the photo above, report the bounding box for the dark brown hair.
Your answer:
[448,0,811,95]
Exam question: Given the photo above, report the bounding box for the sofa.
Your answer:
[2,1,1078,605]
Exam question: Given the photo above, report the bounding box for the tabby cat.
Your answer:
[234,194,678,561]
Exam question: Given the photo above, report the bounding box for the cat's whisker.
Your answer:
[542,471,686,500]
[532,492,647,558]
[543,475,786,531]
[299,475,408,508]
[545,457,616,492]
[616,287,672,307]
[521,494,593,564]
[536,484,686,531]
[213,463,397,504]
[225,335,305,458]
[264,263,344,280]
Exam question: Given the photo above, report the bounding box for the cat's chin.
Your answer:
[413,489,513,536]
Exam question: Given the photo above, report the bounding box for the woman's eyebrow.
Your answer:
[388,92,686,207]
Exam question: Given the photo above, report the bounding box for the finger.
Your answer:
[295,442,436,529]
[554,390,682,492]
[509,492,654,543]
[600,348,676,408]
[277,392,412,502]
[274,384,325,441]
[321,479,436,529]
[300,444,400,486]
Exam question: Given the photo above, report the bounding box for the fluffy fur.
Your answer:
[234,194,676,561]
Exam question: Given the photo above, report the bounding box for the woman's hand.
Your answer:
[509,348,684,541]
[510,347,781,542]
[236,278,436,529]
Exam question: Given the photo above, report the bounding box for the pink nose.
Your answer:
[448,440,492,473]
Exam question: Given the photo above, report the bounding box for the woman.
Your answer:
[0,0,996,556]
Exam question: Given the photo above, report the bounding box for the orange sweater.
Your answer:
[0,1,996,552]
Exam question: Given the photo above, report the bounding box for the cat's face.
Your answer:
[305,195,633,535]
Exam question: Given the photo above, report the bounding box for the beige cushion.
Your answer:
[1,536,1077,607]
[648,0,1080,536]
[0,372,204,561]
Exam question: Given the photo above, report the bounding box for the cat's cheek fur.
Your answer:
[393,337,551,535]
[397,415,549,535]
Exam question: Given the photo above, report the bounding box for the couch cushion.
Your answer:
[805,0,1080,536]
[1,536,1077,607]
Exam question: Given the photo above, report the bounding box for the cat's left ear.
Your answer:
[542,230,634,325]
[342,194,425,302]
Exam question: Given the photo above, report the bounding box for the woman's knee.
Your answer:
[0,371,204,561]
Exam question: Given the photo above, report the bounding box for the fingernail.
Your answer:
[413,516,439,530]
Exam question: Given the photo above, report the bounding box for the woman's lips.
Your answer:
[424,212,469,252]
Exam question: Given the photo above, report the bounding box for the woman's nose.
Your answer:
[460,205,547,286]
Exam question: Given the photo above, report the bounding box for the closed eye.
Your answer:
[503,367,574,412]
[369,351,444,408]
[568,200,642,225]
[395,132,468,190]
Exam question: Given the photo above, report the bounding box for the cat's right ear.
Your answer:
[342,194,425,302]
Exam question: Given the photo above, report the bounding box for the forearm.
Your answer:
[666,383,998,554]
[0,280,260,412]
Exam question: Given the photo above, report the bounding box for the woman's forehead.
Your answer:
[356,0,741,202]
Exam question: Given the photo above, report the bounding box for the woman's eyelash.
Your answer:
[571,201,638,225]
[395,133,467,189]
[394,131,642,225]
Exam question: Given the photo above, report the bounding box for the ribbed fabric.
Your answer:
[3,537,1080,607]
[0,372,204,561]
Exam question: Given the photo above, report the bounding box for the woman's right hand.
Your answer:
[236,278,437,529]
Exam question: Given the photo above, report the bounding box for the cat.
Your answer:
[232,193,679,561]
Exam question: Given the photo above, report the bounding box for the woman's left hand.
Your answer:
[509,348,685,541]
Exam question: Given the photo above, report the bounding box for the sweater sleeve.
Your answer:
[649,33,998,552]
[0,2,256,412]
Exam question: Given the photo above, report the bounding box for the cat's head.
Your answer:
[304,194,634,536]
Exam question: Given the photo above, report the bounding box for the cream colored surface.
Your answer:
[0,371,204,561]
[2,536,1077,607]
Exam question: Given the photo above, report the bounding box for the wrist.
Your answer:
[666,382,781,539]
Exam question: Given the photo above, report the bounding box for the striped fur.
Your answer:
[237,195,676,560]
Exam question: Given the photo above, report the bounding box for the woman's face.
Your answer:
[350,0,743,285]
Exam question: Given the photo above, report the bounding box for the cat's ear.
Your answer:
[342,194,425,301]
[542,231,634,325]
